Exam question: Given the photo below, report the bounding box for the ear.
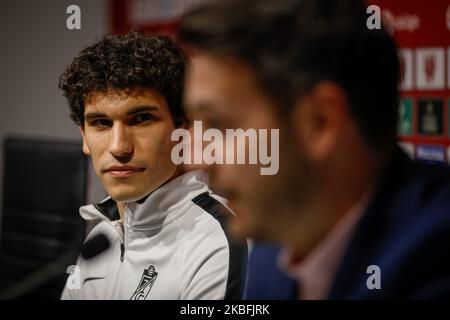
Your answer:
[181,114,192,129]
[79,126,91,156]
[291,81,348,161]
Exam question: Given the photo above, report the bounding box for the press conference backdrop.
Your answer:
[0,0,108,215]
[370,0,450,166]
[0,0,108,298]
[110,0,450,166]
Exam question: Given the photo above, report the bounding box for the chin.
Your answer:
[107,188,146,203]
[228,220,249,242]
[239,213,282,243]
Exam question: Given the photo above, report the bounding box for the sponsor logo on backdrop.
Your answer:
[446,4,450,32]
[382,10,420,33]
[398,98,414,136]
[448,48,450,90]
[448,99,450,136]
[447,146,450,165]
[398,142,415,159]
[399,49,414,91]
[416,144,446,164]
[417,99,444,136]
[416,48,445,90]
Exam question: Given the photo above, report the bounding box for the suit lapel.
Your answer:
[328,149,412,299]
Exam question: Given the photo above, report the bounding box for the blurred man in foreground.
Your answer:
[179,0,450,299]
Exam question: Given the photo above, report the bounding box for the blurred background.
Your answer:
[0,0,448,299]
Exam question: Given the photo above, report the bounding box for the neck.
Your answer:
[287,145,392,258]
[115,166,186,224]
[117,202,126,223]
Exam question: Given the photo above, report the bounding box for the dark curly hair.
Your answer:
[59,32,188,127]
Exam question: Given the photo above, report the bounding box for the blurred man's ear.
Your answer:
[175,114,190,129]
[291,81,348,162]
[182,113,208,172]
[79,126,91,156]
[182,114,191,129]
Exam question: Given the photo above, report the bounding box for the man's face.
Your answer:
[81,89,178,203]
[185,54,311,243]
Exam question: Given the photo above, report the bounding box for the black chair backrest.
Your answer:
[0,136,87,299]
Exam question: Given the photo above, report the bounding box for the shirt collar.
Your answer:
[79,170,210,230]
[279,186,374,299]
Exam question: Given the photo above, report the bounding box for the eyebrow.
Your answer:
[187,102,230,119]
[186,102,214,113]
[127,105,159,116]
[84,105,159,121]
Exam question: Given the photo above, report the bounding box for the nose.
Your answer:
[109,123,133,162]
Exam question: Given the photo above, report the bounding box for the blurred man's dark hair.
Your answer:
[179,0,400,151]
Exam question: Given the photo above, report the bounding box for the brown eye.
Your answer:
[90,119,112,128]
[130,113,153,125]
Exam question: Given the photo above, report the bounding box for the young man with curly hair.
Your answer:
[59,32,246,300]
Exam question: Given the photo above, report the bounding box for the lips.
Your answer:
[104,165,145,178]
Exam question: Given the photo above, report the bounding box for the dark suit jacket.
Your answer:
[245,148,450,299]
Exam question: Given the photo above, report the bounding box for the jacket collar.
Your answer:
[79,170,210,230]
[328,147,413,298]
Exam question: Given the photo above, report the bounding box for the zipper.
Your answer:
[106,215,125,263]
[119,203,128,263]
[116,219,125,263]
[110,205,128,299]
[92,201,127,263]
[120,242,125,262]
